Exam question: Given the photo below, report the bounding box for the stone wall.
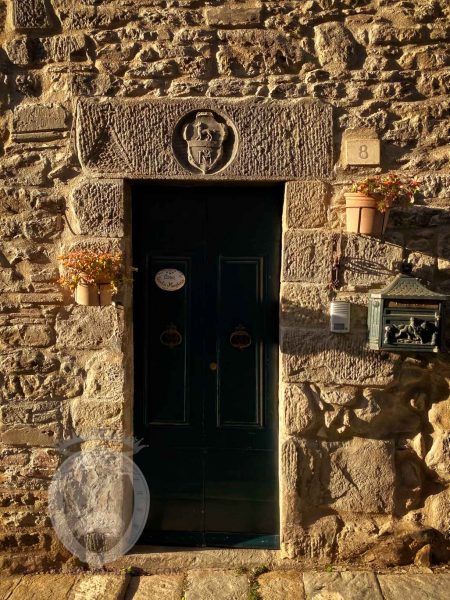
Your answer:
[0,0,449,573]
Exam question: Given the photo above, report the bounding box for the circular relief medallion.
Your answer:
[172,109,238,175]
[155,268,186,291]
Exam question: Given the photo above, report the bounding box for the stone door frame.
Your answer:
[72,97,333,554]
[70,175,332,554]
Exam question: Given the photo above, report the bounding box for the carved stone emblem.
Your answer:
[171,108,238,175]
[182,111,228,174]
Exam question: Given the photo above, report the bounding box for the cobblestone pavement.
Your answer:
[1,570,450,600]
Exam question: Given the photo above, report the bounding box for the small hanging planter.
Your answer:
[345,174,419,237]
[58,250,123,307]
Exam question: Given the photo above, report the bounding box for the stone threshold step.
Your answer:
[110,545,283,573]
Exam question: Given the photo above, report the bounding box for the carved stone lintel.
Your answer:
[75,98,333,180]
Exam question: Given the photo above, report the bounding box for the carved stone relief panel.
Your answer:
[75,98,333,180]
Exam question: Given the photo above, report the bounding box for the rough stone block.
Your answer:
[1,365,83,404]
[282,328,398,386]
[389,206,450,229]
[369,23,426,46]
[282,516,342,562]
[296,438,395,514]
[12,104,68,142]
[0,324,54,350]
[0,423,61,446]
[280,284,330,326]
[327,439,395,513]
[419,174,450,200]
[71,398,123,436]
[282,383,320,435]
[71,179,124,237]
[320,386,359,407]
[22,213,62,241]
[215,30,305,78]
[185,569,248,600]
[285,180,329,229]
[44,33,87,63]
[70,574,129,599]
[404,251,436,285]
[258,570,304,600]
[0,578,22,599]
[429,399,450,431]
[423,487,450,539]
[125,574,185,600]
[378,574,450,600]
[281,438,299,492]
[9,575,78,599]
[0,402,63,447]
[283,231,333,284]
[303,572,383,600]
[0,349,59,376]
[314,22,358,72]
[425,433,450,482]
[55,307,124,351]
[76,98,333,180]
[4,37,38,67]
[323,386,422,439]
[13,0,51,31]
[205,4,261,27]
[342,234,404,288]
[0,153,50,187]
[84,351,125,401]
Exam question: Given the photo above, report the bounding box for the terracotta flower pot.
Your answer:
[74,281,113,306]
[344,192,390,236]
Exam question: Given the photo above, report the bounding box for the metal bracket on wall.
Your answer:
[329,232,343,291]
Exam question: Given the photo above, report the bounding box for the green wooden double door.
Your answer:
[133,185,282,548]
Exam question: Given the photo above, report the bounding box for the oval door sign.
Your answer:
[155,269,186,291]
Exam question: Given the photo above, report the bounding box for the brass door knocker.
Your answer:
[229,325,252,350]
[160,323,183,349]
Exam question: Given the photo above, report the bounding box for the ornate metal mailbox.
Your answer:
[368,274,446,353]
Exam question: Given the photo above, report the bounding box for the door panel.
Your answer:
[217,257,263,428]
[147,257,191,425]
[204,449,278,534]
[146,447,203,533]
[133,185,282,548]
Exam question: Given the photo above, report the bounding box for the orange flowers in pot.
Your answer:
[58,250,123,306]
[345,174,419,236]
